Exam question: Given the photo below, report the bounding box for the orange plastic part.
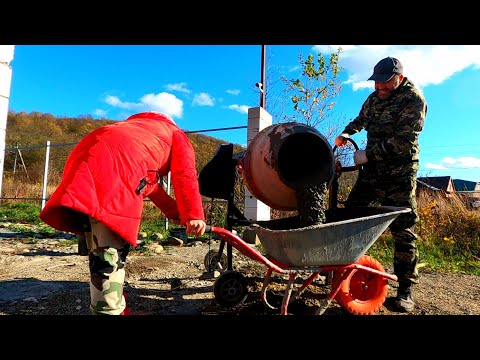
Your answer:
[332,255,389,315]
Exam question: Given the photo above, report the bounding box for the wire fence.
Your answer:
[0,125,248,210]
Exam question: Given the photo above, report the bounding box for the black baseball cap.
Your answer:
[368,57,403,82]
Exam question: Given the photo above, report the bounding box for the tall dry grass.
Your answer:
[416,190,480,256]
[1,177,479,256]
[1,171,62,202]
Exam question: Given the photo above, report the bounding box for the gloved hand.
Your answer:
[334,133,349,147]
[353,149,368,165]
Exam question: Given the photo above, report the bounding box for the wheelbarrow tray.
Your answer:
[254,206,411,267]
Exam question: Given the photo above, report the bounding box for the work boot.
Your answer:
[394,281,415,313]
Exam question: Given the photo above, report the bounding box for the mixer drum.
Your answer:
[242,122,335,211]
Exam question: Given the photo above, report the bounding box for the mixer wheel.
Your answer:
[204,249,228,272]
[213,271,248,308]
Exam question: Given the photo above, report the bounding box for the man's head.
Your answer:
[368,57,403,82]
[368,57,404,99]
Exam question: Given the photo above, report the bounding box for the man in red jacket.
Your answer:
[39,111,206,315]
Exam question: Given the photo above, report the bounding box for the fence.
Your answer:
[1,125,247,205]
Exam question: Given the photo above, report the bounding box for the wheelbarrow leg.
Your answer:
[280,273,297,315]
[260,268,276,310]
[326,271,333,285]
[292,272,321,300]
[315,268,354,315]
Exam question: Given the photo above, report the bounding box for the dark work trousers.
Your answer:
[345,162,420,285]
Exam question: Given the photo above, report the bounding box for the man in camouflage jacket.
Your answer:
[335,57,428,313]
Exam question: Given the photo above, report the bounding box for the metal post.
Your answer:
[165,171,171,231]
[13,146,18,178]
[17,148,29,179]
[260,45,266,108]
[41,140,51,210]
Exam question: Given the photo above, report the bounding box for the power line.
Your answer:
[184,125,247,134]
[421,144,479,149]
[4,126,248,152]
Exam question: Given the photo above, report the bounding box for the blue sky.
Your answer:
[4,45,480,183]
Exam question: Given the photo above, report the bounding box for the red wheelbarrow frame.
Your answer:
[207,225,398,315]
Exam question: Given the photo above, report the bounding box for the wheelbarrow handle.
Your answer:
[202,225,284,273]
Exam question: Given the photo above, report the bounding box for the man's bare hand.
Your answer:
[185,219,206,238]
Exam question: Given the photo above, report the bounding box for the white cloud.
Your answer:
[227,104,250,114]
[425,163,448,170]
[226,89,240,95]
[192,93,214,106]
[311,45,480,91]
[165,82,191,94]
[441,156,480,168]
[104,92,183,119]
[104,95,141,110]
[94,109,107,117]
[140,93,183,118]
[426,157,480,170]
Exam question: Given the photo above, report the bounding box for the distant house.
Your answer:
[453,179,480,208]
[453,179,480,198]
[417,176,455,198]
[416,176,480,208]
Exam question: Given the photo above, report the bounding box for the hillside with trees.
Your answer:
[4,110,245,185]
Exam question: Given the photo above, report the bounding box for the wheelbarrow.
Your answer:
[205,205,411,315]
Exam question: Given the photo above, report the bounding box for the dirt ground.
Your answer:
[1,230,479,319]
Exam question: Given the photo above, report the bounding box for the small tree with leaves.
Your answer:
[277,48,357,207]
[281,48,344,131]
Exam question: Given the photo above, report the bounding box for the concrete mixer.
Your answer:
[198,122,337,271]
[240,122,335,211]
[199,122,335,213]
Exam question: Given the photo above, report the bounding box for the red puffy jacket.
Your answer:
[39,112,205,246]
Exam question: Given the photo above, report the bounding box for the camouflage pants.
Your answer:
[345,164,420,284]
[85,217,130,315]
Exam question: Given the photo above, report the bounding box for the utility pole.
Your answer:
[244,45,272,231]
[259,45,266,108]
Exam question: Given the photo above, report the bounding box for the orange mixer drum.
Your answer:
[242,122,335,211]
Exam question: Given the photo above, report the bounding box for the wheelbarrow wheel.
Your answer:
[213,271,248,308]
[204,249,228,272]
[332,255,389,315]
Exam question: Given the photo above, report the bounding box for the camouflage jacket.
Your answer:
[342,78,427,167]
